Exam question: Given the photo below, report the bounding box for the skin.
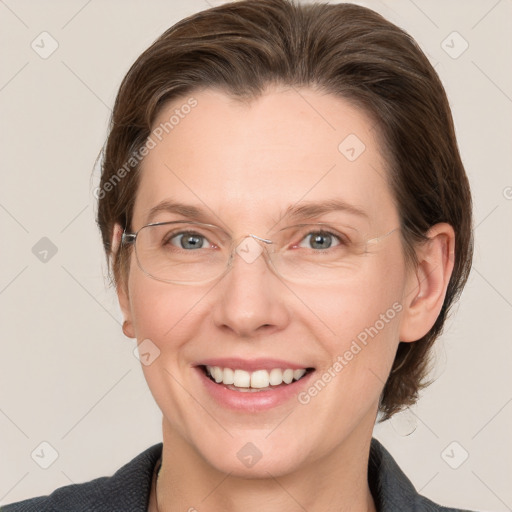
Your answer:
[114,86,455,512]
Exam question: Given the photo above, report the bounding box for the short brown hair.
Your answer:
[96,0,473,419]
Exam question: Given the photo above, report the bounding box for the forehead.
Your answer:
[133,86,398,231]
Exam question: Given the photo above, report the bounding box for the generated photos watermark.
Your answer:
[297,301,403,405]
[94,97,198,200]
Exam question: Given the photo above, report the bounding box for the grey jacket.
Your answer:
[1,438,474,511]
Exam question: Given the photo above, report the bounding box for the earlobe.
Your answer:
[119,283,135,339]
[399,223,455,343]
[122,319,135,338]
[112,222,135,339]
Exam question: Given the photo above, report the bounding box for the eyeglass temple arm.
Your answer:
[367,227,399,244]
[121,232,136,245]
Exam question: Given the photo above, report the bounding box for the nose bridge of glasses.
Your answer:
[249,233,273,244]
[231,233,274,267]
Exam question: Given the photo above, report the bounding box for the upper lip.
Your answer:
[194,358,314,372]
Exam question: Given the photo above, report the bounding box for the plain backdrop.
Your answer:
[0,0,511,510]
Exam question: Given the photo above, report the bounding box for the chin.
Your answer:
[189,428,312,479]
[203,445,307,479]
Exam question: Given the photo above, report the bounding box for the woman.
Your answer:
[2,0,475,510]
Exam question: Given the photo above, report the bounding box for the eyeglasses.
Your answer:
[121,220,399,285]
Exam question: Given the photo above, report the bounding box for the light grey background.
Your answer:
[0,0,511,510]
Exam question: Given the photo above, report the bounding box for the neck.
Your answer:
[151,419,377,512]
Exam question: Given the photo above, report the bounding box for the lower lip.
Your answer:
[195,367,315,411]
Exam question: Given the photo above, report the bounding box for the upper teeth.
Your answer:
[205,366,307,389]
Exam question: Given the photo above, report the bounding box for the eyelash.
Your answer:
[295,230,344,250]
[165,228,349,251]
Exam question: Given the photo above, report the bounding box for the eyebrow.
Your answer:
[145,198,369,226]
[281,199,369,222]
[146,200,217,225]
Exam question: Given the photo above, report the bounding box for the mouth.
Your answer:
[200,365,314,392]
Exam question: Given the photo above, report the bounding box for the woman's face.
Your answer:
[118,86,416,476]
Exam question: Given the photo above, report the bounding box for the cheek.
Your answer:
[126,275,209,431]
[303,259,406,387]
[127,270,205,347]
[279,267,406,455]
[302,263,404,342]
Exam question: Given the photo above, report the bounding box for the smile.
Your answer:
[194,358,316,410]
[204,365,310,391]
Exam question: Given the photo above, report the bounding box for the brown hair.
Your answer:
[96,0,473,419]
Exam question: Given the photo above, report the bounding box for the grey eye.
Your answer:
[299,231,341,250]
[169,232,208,250]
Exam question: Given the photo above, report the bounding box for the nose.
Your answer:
[211,236,291,338]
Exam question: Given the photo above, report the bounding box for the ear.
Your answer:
[399,223,455,343]
[112,223,135,339]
